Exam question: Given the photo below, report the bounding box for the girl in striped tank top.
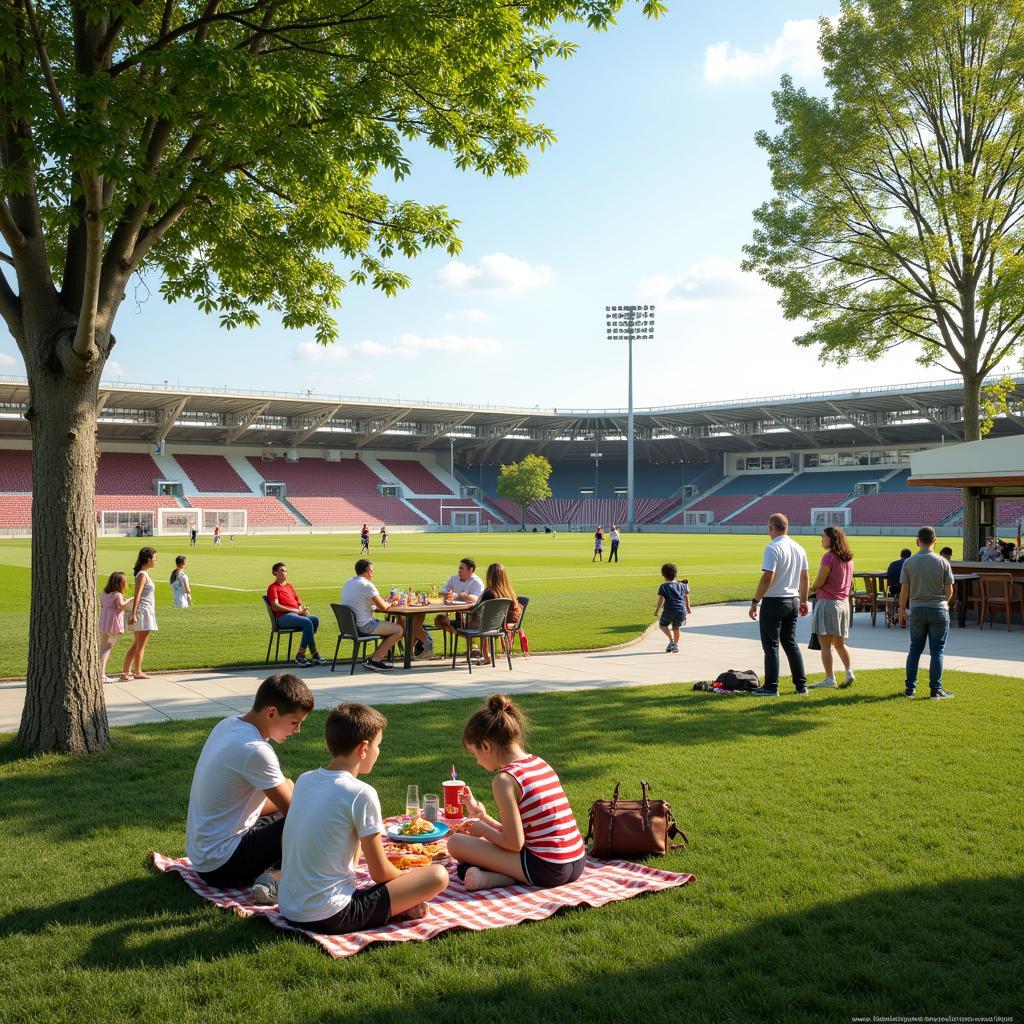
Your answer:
[447,694,586,892]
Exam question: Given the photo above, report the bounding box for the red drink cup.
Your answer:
[442,780,466,821]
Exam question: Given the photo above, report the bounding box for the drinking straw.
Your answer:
[450,764,456,781]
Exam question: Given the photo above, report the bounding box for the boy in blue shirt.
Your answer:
[655,563,691,653]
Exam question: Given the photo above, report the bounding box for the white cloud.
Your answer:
[638,258,768,308]
[0,352,16,367]
[436,252,552,292]
[104,360,124,378]
[703,18,833,83]
[392,333,501,355]
[352,340,387,356]
[443,308,491,323]
[294,341,348,363]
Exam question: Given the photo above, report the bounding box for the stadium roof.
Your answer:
[1,373,1022,463]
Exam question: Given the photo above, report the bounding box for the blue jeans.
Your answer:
[905,607,948,693]
[276,612,319,651]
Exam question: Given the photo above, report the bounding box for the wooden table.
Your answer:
[851,571,889,625]
[951,573,979,628]
[386,600,474,669]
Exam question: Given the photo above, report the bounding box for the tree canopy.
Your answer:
[743,0,1024,440]
[497,453,553,524]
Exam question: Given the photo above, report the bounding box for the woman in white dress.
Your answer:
[122,547,158,680]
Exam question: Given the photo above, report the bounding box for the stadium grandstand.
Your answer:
[1,374,1022,536]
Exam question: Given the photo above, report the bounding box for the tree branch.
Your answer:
[0,271,19,334]
[23,0,65,117]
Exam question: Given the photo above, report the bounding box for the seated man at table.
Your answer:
[340,559,402,673]
[884,548,913,624]
[432,557,486,659]
[267,562,326,667]
[980,536,1002,562]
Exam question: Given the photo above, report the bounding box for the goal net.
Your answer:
[683,510,713,526]
[157,507,201,536]
[200,509,248,532]
[98,510,155,537]
[448,509,481,530]
[811,507,851,529]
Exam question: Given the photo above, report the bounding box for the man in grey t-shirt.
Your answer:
[898,526,955,699]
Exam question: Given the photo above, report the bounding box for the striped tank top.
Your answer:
[501,754,586,864]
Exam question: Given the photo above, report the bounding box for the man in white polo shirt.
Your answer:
[340,559,403,673]
[748,513,810,696]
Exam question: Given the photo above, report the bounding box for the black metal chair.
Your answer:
[263,595,304,664]
[331,603,383,674]
[501,594,530,657]
[451,599,512,673]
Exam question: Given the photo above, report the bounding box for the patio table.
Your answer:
[387,600,474,669]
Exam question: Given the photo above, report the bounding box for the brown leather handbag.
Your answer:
[585,780,688,859]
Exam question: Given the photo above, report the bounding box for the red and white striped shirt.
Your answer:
[501,754,586,864]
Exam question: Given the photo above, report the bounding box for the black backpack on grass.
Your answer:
[714,669,760,692]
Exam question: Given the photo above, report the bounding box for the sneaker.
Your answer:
[310,653,327,666]
[929,688,955,700]
[794,687,808,695]
[295,654,311,667]
[839,671,855,689]
[669,642,679,653]
[102,674,116,684]
[750,687,779,697]
[665,642,674,653]
[811,678,837,689]
[470,650,485,663]
[363,658,391,673]
[413,642,433,661]
[413,640,424,657]
[252,872,278,906]
[904,687,916,699]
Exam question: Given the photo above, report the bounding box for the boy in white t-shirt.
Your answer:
[278,703,449,934]
[185,673,313,896]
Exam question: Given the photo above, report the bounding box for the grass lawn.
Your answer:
[0,532,946,678]
[0,668,1019,1023]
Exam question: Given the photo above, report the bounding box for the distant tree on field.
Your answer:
[0,0,665,756]
[497,454,553,529]
[744,0,1024,559]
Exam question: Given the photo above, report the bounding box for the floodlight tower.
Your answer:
[605,304,655,531]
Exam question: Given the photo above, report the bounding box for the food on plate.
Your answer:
[384,841,448,865]
[388,852,432,870]
[399,817,435,836]
[447,817,476,835]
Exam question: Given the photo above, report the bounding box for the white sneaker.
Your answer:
[102,674,116,684]
[839,671,856,689]
[810,678,838,688]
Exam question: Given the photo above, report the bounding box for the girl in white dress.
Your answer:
[170,555,192,609]
[122,547,158,680]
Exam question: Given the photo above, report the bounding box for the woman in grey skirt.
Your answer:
[809,526,855,689]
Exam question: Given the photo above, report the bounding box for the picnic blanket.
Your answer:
[151,851,694,958]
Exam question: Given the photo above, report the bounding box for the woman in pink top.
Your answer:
[98,571,130,683]
[448,694,586,892]
[809,526,855,689]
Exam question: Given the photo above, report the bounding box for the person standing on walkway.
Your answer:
[898,526,955,700]
[748,513,809,696]
[608,524,621,563]
[809,526,855,689]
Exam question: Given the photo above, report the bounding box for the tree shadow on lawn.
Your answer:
[365,874,1022,1024]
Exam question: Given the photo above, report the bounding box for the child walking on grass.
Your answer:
[655,563,691,654]
[98,572,130,683]
[448,694,587,892]
[170,555,192,609]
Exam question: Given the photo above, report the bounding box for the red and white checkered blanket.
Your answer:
[151,851,694,958]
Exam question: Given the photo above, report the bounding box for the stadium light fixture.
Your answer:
[605,304,655,531]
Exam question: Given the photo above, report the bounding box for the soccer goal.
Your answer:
[200,509,248,533]
[98,510,155,537]
[157,507,201,536]
[448,509,481,530]
[683,510,713,526]
[812,507,852,529]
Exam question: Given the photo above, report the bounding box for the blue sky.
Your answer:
[0,2,991,407]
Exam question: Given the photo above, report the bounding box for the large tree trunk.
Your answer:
[17,325,110,755]
[961,371,982,561]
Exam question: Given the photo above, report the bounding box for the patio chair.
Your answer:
[331,604,383,674]
[501,595,530,657]
[977,573,1017,631]
[263,595,304,664]
[451,599,512,674]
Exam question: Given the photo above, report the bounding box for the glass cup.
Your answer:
[422,794,439,822]
[405,784,420,820]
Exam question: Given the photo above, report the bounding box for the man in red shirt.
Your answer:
[267,562,325,667]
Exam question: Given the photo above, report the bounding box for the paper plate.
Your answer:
[385,822,451,844]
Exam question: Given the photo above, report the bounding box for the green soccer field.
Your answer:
[0,531,951,678]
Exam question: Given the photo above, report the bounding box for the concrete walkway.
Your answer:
[1,603,1021,732]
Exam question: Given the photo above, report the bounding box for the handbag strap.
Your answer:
[607,780,621,847]
[640,778,652,832]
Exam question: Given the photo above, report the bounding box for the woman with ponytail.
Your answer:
[809,525,856,689]
[448,694,586,892]
[122,547,158,680]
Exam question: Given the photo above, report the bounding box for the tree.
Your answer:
[1,0,665,755]
[743,0,1024,558]
[496,453,552,528]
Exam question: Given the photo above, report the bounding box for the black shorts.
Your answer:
[521,849,586,888]
[286,882,392,934]
[659,614,685,629]
[196,815,285,889]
